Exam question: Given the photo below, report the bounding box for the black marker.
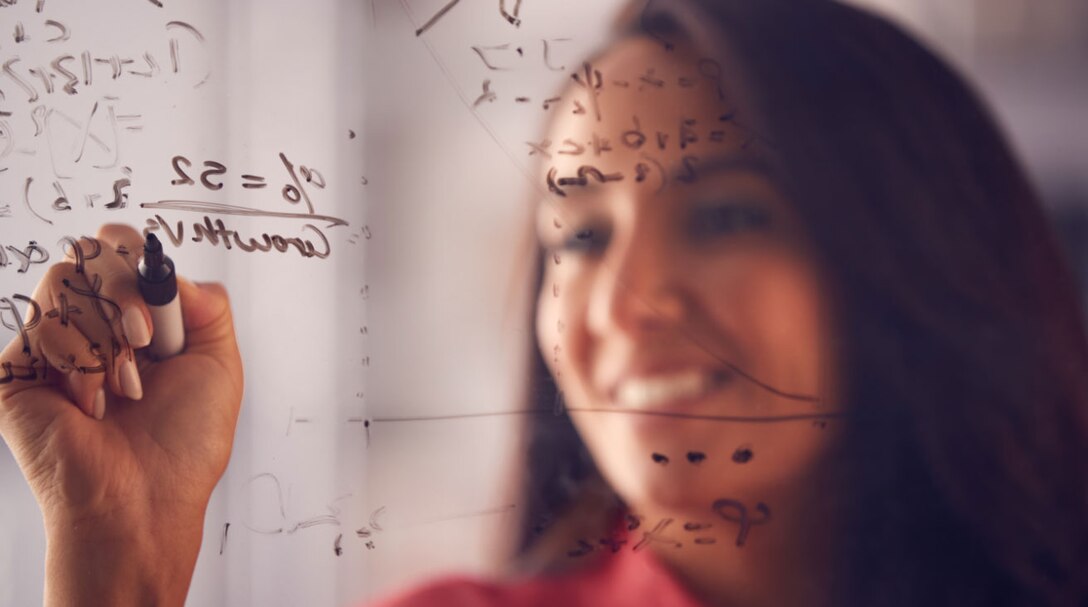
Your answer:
[138,233,185,358]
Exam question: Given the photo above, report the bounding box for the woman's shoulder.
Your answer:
[365,546,707,607]
[365,575,507,607]
[365,564,600,607]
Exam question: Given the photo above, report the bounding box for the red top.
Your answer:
[367,547,707,607]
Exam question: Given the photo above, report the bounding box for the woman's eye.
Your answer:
[556,227,609,254]
[689,204,771,239]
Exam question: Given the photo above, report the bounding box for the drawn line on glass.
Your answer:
[372,409,846,424]
[139,200,349,227]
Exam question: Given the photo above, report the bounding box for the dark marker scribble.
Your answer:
[471,44,511,71]
[570,63,603,121]
[139,200,348,228]
[633,518,682,552]
[23,177,51,224]
[219,523,230,555]
[414,0,461,36]
[44,20,69,42]
[567,539,594,557]
[165,21,210,87]
[4,58,39,104]
[334,533,343,556]
[3,240,49,273]
[279,152,321,215]
[240,174,267,189]
[651,452,669,465]
[0,296,41,356]
[525,139,551,158]
[686,451,706,464]
[44,292,82,327]
[473,79,496,108]
[286,514,338,533]
[554,165,623,188]
[599,535,627,553]
[369,506,386,531]
[416,503,514,526]
[499,0,522,26]
[676,155,698,183]
[371,407,845,424]
[732,446,754,463]
[712,499,771,547]
[638,67,664,90]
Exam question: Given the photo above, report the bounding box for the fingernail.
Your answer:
[120,359,143,400]
[67,371,92,417]
[122,307,151,349]
[93,388,106,421]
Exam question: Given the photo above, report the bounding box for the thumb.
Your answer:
[176,277,242,386]
[178,276,231,334]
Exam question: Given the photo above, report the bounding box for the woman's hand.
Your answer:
[0,223,244,606]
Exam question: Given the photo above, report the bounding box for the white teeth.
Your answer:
[615,370,723,409]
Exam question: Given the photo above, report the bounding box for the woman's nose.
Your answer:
[586,226,691,337]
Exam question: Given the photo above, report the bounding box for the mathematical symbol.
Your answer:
[542,37,572,71]
[633,518,682,552]
[638,68,664,90]
[242,174,267,189]
[473,79,497,108]
[569,62,603,121]
[712,499,771,547]
[567,539,594,557]
[499,0,522,26]
[116,113,144,132]
[279,153,322,215]
[524,140,552,157]
[557,138,584,155]
[471,44,513,71]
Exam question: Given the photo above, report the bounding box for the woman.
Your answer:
[1,0,1086,605]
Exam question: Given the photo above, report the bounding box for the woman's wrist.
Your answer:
[43,506,205,607]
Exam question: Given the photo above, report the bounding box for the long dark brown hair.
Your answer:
[509,1,1088,605]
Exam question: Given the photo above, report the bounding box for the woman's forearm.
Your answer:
[43,510,204,607]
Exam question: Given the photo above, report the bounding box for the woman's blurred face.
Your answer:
[535,36,841,517]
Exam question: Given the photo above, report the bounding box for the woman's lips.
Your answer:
[611,368,733,410]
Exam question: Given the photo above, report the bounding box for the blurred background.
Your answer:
[850,0,1088,295]
[365,0,1088,600]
